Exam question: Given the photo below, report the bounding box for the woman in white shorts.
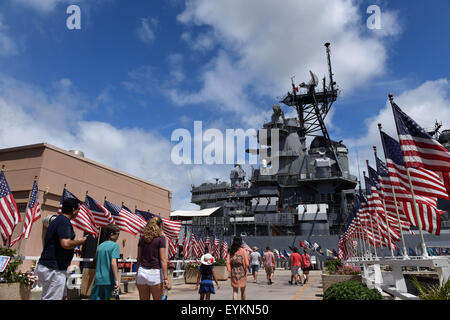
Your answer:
[136,217,169,300]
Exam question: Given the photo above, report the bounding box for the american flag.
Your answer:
[392,101,450,197]
[212,236,220,258]
[135,209,182,240]
[0,170,20,245]
[366,168,401,243]
[205,236,211,253]
[197,237,205,257]
[380,131,445,235]
[167,237,178,258]
[189,234,198,259]
[220,240,228,260]
[59,188,98,236]
[104,200,146,235]
[392,101,450,172]
[381,131,449,201]
[84,195,113,227]
[375,155,414,233]
[9,180,41,246]
[182,233,189,258]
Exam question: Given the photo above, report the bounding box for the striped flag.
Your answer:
[189,234,198,259]
[135,208,182,240]
[212,236,220,258]
[9,180,41,246]
[220,240,228,260]
[0,170,20,245]
[84,195,113,227]
[205,236,211,253]
[392,101,450,197]
[167,237,178,258]
[392,101,450,171]
[182,233,189,258]
[380,131,445,235]
[58,188,98,236]
[197,237,205,257]
[104,200,146,235]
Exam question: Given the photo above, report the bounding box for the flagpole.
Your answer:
[363,171,379,259]
[388,94,429,258]
[358,180,373,260]
[1,165,11,248]
[377,123,409,259]
[16,176,38,255]
[370,152,395,258]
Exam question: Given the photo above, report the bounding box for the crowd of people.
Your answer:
[34,198,314,301]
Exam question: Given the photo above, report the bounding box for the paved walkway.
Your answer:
[119,269,324,300]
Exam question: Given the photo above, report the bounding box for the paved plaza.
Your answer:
[118,269,324,300]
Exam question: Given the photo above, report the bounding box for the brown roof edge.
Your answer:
[0,142,172,193]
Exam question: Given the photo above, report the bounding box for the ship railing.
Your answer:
[345,256,449,300]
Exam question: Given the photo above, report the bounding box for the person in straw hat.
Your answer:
[195,253,220,300]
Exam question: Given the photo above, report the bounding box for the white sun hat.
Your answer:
[200,253,215,266]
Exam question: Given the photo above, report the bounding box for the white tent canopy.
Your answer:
[170,206,221,217]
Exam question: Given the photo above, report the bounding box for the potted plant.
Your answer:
[321,258,362,293]
[323,280,382,300]
[167,261,175,289]
[0,248,38,300]
[213,258,228,281]
[184,262,200,284]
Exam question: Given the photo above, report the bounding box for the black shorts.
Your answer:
[302,266,312,271]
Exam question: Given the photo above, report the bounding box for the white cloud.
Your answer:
[137,17,158,44]
[345,78,450,181]
[174,0,401,126]
[0,73,235,210]
[10,0,73,12]
[0,15,19,56]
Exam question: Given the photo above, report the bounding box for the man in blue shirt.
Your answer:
[35,198,87,300]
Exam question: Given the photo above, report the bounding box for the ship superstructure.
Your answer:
[189,43,358,237]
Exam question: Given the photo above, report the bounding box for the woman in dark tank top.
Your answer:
[136,217,169,300]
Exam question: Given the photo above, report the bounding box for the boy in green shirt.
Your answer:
[89,224,121,300]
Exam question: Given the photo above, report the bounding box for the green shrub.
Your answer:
[0,248,36,287]
[324,258,343,274]
[185,262,201,270]
[412,277,450,300]
[323,280,382,300]
[213,258,226,266]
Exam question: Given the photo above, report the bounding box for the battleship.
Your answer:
[180,43,450,255]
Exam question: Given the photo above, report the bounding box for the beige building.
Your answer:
[0,143,172,271]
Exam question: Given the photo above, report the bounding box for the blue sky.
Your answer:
[0,0,449,210]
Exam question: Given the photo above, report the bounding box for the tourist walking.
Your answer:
[300,248,312,284]
[288,247,302,285]
[35,198,87,300]
[195,253,220,300]
[263,246,276,285]
[136,217,169,300]
[249,246,262,283]
[89,224,121,300]
[226,236,249,300]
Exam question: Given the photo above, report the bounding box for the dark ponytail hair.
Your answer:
[229,236,242,256]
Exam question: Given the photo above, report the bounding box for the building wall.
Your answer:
[0,143,172,271]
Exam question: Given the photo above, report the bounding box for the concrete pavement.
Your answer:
[118,269,324,300]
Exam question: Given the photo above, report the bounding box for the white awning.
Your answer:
[170,207,221,217]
